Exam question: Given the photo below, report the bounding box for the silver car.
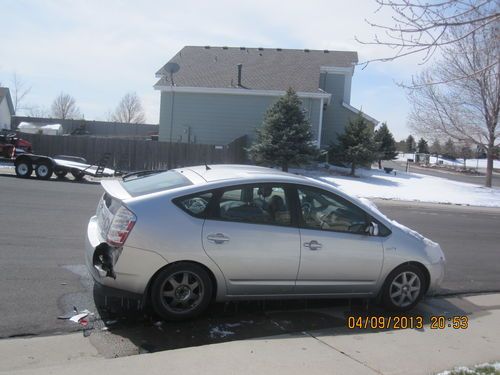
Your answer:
[85,164,445,320]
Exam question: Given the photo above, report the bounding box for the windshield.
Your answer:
[121,170,192,197]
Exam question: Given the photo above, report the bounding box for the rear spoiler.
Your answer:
[100,180,132,201]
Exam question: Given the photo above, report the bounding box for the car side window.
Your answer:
[175,192,214,218]
[297,187,369,234]
[216,184,291,226]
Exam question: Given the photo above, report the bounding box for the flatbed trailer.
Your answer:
[12,153,116,180]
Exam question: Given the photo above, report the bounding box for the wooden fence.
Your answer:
[19,133,248,172]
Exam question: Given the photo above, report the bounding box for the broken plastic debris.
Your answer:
[69,313,89,323]
[57,312,74,320]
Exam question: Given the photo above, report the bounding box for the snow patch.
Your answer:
[294,167,500,208]
[436,362,500,375]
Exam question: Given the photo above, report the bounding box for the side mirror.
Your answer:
[366,222,379,236]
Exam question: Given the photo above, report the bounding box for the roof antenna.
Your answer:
[205,163,211,170]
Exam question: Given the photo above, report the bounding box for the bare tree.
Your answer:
[111,92,146,124]
[358,0,499,76]
[27,105,50,118]
[407,21,499,187]
[11,73,32,113]
[51,92,81,119]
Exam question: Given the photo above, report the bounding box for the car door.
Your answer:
[201,183,300,296]
[294,185,385,295]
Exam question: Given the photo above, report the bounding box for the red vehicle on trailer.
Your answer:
[0,130,32,159]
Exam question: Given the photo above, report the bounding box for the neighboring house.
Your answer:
[155,46,378,147]
[0,87,15,130]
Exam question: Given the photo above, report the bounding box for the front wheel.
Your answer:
[381,264,426,311]
[15,160,33,178]
[151,263,213,321]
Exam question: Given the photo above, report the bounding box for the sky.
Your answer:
[0,0,435,140]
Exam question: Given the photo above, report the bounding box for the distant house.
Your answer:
[155,46,378,147]
[0,87,15,130]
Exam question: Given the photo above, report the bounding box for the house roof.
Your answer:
[0,87,15,115]
[155,46,358,93]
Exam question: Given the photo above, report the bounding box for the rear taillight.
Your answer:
[107,205,136,246]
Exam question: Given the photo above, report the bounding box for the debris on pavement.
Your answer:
[209,325,236,339]
[57,313,74,320]
[56,306,97,337]
[69,313,89,324]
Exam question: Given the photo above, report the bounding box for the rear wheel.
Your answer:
[35,161,53,180]
[151,263,213,321]
[54,169,67,179]
[15,160,33,178]
[381,264,426,311]
[71,170,85,181]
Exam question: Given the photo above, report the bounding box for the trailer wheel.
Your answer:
[71,170,85,181]
[54,170,67,179]
[15,159,33,178]
[35,161,53,180]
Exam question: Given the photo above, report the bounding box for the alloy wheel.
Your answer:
[160,271,204,313]
[389,271,421,308]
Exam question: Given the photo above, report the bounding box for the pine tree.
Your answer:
[374,122,398,169]
[406,135,416,152]
[247,88,318,171]
[459,143,473,169]
[328,115,377,176]
[395,139,407,152]
[417,138,429,153]
[430,139,441,154]
[442,138,456,159]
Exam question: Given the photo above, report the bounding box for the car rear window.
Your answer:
[121,170,192,197]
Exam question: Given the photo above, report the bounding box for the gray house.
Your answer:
[0,87,15,130]
[155,46,377,147]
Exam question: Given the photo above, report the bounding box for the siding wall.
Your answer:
[0,99,11,130]
[159,91,322,145]
[319,73,361,147]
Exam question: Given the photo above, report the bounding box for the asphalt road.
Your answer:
[0,173,499,351]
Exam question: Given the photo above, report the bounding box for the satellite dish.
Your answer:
[164,62,180,86]
[164,62,180,74]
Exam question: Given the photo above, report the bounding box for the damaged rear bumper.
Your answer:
[85,216,169,296]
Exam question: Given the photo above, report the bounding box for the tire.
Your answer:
[35,161,53,180]
[54,169,67,179]
[151,263,213,321]
[15,159,33,178]
[71,170,85,181]
[381,264,426,312]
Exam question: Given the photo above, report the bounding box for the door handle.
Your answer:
[207,233,230,244]
[304,240,322,251]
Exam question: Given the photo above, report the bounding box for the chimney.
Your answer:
[237,63,242,87]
